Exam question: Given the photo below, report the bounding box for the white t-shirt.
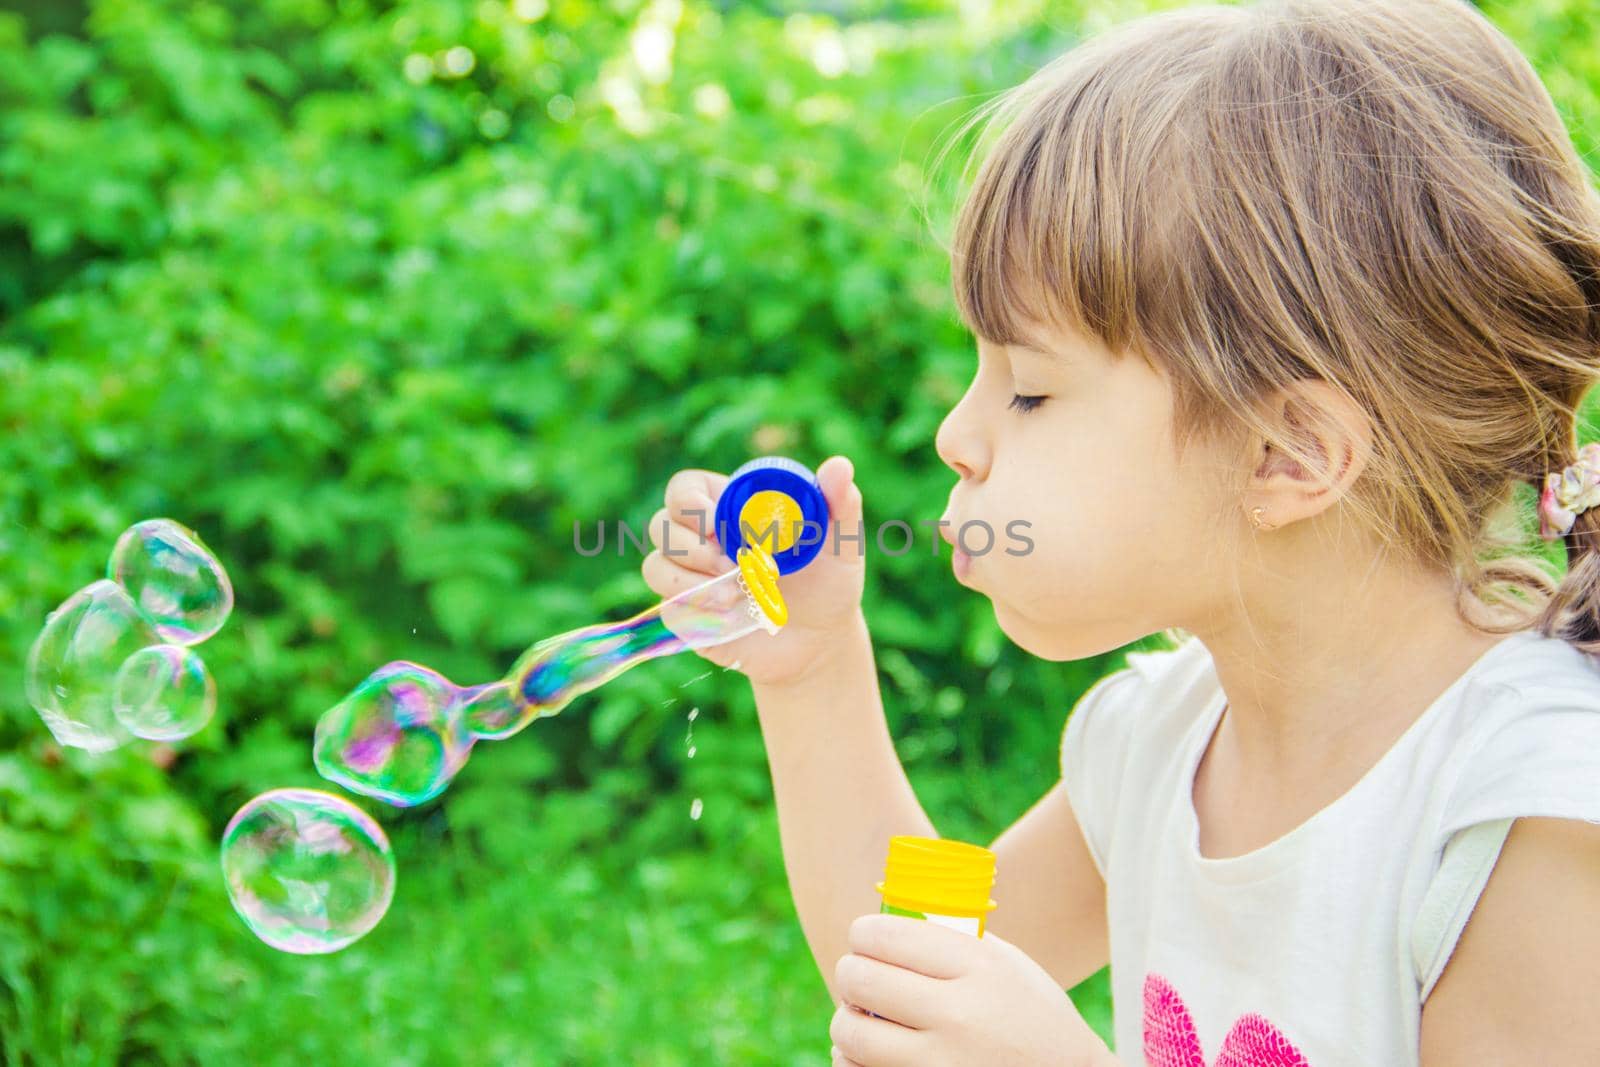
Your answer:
[1059,628,1600,1066]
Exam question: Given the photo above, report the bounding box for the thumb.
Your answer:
[815,455,865,564]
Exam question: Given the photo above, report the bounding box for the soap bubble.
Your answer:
[313,662,475,807]
[314,549,783,803]
[26,579,159,753]
[495,569,771,737]
[220,788,395,954]
[108,518,233,644]
[458,680,521,741]
[113,643,216,741]
[27,519,234,752]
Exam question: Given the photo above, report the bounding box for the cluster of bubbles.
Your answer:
[312,549,777,807]
[26,521,776,956]
[24,519,396,956]
[27,519,232,751]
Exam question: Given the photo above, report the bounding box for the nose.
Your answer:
[935,404,983,483]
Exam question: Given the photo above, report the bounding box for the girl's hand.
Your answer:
[829,914,1115,1067]
[641,455,868,689]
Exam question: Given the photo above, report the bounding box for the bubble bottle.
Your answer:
[312,455,830,807]
[876,835,998,938]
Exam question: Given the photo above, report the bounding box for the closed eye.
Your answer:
[1008,394,1047,414]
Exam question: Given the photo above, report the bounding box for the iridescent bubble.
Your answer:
[113,643,216,741]
[108,518,233,645]
[26,579,160,752]
[220,788,395,955]
[492,560,778,739]
[312,662,475,807]
[453,563,770,742]
[458,680,520,741]
[315,544,786,802]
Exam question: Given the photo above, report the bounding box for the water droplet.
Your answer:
[687,707,699,722]
[687,745,696,759]
[689,797,703,821]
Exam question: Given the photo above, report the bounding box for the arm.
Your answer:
[811,677,1122,1066]
[1420,816,1600,1063]
[985,778,1111,991]
[750,607,937,1003]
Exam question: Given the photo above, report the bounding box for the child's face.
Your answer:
[935,319,1228,660]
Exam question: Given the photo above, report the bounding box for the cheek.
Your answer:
[959,493,1107,617]
[1001,513,1133,617]
[981,444,1193,617]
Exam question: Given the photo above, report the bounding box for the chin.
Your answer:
[991,602,1135,662]
[990,603,1080,661]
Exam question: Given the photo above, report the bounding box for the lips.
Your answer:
[938,511,960,547]
[941,508,973,581]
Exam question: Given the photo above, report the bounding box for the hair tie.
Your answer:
[1538,441,1600,541]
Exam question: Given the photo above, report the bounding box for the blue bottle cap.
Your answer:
[714,456,830,576]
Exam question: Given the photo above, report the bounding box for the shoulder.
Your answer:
[1420,815,1600,1064]
[1434,633,1600,841]
[1057,633,1214,877]
[1059,632,1214,778]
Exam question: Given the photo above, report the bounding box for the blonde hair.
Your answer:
[941,0,1600,654]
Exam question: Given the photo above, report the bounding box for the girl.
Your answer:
[643,0,1600,1063]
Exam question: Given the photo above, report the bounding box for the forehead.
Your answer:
[977,313,1117,366]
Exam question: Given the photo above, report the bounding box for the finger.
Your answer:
[829,1003,924,1067]
[832,952,946,1031]
[665,469,729,534]
[815,455,865,566]
[646,506,735,574]
[641,548,730,600]
[847,913,980,980]
[831,1047,864,1067]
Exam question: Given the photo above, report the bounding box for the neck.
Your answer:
[1186,550,1508,779]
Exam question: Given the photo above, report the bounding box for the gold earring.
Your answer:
[1250,506,1275,531]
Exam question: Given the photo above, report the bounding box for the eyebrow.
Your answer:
[1011,342,1066,364]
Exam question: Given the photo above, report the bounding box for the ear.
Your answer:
[1246,380,1373,528]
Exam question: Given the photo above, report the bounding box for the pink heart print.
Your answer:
[1143,972,1311,1067]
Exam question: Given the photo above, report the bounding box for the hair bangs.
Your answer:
[945,8,1241,363]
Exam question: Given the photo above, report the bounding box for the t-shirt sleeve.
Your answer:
[1412,686,1600,1000]
[1434,690,1600,839]
[1059,665,1146,881]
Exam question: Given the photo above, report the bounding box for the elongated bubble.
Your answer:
[108,518,233,644]
[316,563,777,803]
[26,579,159,752]
[491,564,765,737]
[220,788,395,954]
[457,680,519,740]
[312,662,475,807]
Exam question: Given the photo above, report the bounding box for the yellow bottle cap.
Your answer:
[875,835,997,919]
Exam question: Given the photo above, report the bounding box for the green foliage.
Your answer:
[0,0,1594,1062]
[0,0,1120,1060]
